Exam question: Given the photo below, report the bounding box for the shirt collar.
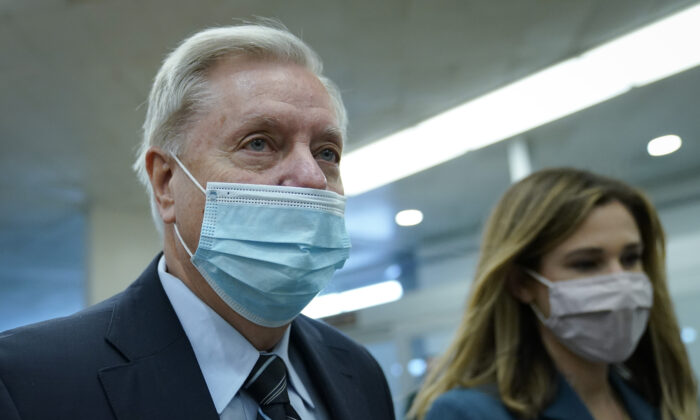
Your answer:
[157,255,314,413]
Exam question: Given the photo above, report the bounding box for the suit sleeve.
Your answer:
[0,376,22,420]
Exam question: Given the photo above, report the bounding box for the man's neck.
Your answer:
[163,236,288,351]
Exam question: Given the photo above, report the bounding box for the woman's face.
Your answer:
[530,200,644,317]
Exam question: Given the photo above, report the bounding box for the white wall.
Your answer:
[87,206,162,304]
[660,198,700,374]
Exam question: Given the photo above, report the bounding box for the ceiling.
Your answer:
[1,0,699,291]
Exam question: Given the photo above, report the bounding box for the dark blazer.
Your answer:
[0,255,395,420]
[426,372,659,420]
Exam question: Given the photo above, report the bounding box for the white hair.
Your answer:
[133,23,348,235]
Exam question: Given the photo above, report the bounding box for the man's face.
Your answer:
[172,56,344,249]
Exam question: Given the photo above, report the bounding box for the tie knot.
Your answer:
[244,354,290,406]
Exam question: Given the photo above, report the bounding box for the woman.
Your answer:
[410,168,697,420]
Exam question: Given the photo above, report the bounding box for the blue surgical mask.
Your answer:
[171,155,351,327]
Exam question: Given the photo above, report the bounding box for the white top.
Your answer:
[158,256,316,419]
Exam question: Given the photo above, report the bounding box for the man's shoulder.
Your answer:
[292,315,396,417]
[0,292,126,372]
[0,253,162,351]
[0,293,118,345]
[291,315,387,380]
[0,294,126,414]
[426,386,514,420]
[293,315,372,357]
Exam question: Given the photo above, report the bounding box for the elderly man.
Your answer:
[0,24,395,420]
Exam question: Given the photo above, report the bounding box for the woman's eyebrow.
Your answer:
[563,248,604,259]
[563,242,643,260]
[623,242,644,252]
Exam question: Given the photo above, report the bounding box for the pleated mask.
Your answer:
[171,154,351,327]
[526,268,652,363]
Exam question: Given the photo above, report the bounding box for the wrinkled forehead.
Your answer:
[202,55,344,139]
[178,56,343,159]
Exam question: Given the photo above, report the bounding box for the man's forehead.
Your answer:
[206,57,325,100]
[207,55,308,85]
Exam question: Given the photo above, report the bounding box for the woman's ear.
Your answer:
[507,267,536,304]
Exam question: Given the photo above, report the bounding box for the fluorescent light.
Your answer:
[647,134,682,156]
[302,280,404,319]
[681,326,697,344]
[507,137,532,183]
[407,358,428,377]
[395,209,423,226]
[342,4,700,196]
[384,264,402,279]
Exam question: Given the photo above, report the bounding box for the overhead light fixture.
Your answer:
[407,358,428,377]
[681,326,697,344]
[384,263,402,279]
[395,209,423,226]
[342,4,700,195]
[301,280,404,319]
[647,134,682,156]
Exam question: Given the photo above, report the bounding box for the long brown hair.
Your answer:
[410,168,697,420]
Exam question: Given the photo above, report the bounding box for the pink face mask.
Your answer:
[525,269,653,364]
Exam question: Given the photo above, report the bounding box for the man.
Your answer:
[0,24,395,420]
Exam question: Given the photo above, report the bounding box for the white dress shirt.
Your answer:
[158,256,317,419]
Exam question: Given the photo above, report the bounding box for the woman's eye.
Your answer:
[318,148,339,162]
[621,253,642,268]
[570,260,599,271]
[246,138,268,152]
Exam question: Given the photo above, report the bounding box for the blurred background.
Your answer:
[1,0,699,417]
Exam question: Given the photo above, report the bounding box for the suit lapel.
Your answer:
[98,255,218,420]
[290,316,372,420]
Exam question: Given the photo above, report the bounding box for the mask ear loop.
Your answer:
[171,153,206,194]
[523,268,553,321]
[173,225,194,258]
[524,268,554,287]
[169,153,204,259]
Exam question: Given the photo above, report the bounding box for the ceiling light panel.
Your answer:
[342,4,700,196]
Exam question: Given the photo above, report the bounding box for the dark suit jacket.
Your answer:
[0,255,395,420]
[425,371,659,420]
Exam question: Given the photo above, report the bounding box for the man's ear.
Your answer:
[506,267,536,304]
[145,147,176,224]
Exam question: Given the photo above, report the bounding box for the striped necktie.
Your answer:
[244,353,301,420]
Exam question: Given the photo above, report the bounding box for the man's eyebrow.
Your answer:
[238,115,281,130]
[321,126,343,141]
[238,116,340,135]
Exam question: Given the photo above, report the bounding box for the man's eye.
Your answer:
[246,138,268,152]
[318,148,338,162]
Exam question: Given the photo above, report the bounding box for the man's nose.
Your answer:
[279,146,327,190]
